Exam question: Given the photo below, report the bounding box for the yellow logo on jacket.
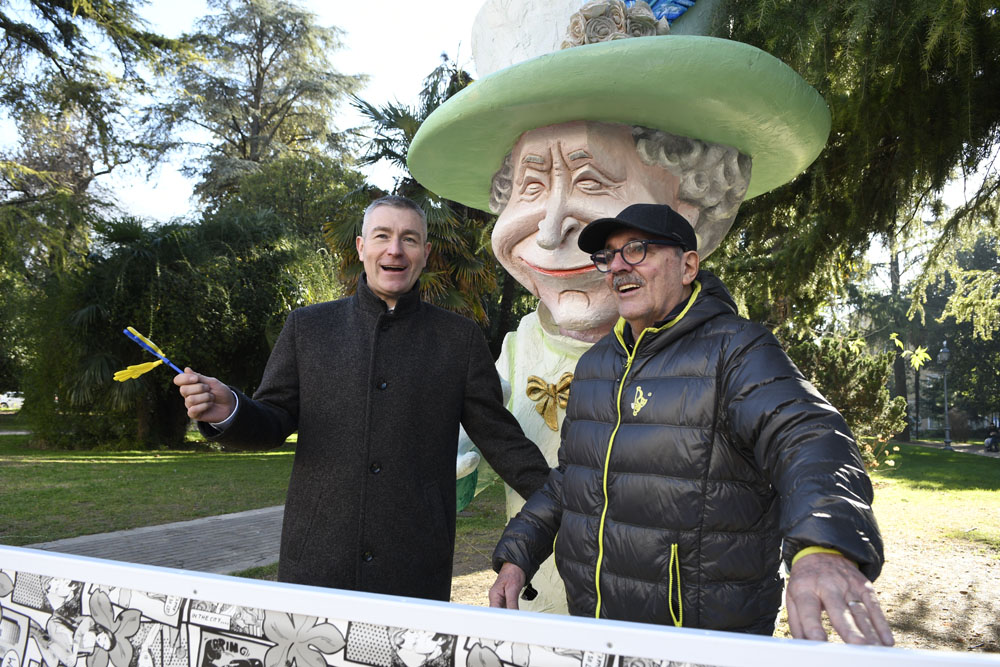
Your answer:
[631,386,649,416]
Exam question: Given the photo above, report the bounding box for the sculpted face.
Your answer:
[492,121,699,339]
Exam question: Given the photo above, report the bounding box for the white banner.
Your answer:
[0,546,990,667]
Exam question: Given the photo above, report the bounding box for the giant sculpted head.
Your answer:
[407,1,831,338]
[489,120,750,339]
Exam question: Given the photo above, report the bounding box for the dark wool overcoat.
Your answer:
[204,277,550,600]
[494,271,884,633]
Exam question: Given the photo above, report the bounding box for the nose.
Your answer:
[386,237,404,256]
[536,198,583,251]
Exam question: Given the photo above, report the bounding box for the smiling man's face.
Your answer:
[356,205,431,308]
[602,227,699,337]
[492,121,695,339]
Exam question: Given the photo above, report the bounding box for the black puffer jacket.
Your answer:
[494,271,883,634]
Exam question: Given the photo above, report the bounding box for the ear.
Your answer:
[681,250,700,285]
[355,235,364,260]
[423,241,431,262]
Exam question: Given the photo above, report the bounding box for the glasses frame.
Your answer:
[590,239,681,273]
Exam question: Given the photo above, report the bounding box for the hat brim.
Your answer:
[577,219,631,254]
[408,36,830,212]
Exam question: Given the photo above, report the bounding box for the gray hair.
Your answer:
[362,195,428,236]
[489,125,751,248]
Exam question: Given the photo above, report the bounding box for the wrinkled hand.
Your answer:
[786,552,894,646]
[173,367,236,423]
[489,562,526,609]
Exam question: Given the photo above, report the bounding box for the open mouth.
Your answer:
[613,274,644,294]
[524,261,596,277]
[381,264,407,272]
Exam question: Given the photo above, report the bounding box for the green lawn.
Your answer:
[3,425,997,566]
[0,432,293,545]
[874,443,1000,555]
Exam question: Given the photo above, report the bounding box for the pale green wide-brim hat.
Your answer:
[408,35,831,213]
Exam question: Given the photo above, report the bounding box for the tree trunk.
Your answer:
[137,389,190,448]
[890,248,911,441]
[489,271,519,359]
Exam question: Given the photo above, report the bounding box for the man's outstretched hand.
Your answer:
[174,368,236,423]
[489,562,527,610]
[786,552,894,646]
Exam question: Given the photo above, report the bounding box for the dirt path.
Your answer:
[450,489,1000,654]
[452,531,999,652]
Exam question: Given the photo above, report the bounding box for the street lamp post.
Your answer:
[939,340,952,450]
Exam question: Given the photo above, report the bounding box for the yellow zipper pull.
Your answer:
[668,543,683,627]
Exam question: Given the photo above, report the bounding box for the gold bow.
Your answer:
[526,373,574,431]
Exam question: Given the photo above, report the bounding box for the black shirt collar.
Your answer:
[357,274,422,317]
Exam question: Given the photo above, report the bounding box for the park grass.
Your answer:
[4,427,997,565]
[0,432,294,545]
[874,443,1000,559]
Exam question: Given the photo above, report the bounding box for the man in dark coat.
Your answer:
[175,195,550,601]
[489,203,894,646]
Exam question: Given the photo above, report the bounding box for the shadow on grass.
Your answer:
[879,444,1000,492]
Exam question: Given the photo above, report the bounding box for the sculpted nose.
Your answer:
[536,200,583,251]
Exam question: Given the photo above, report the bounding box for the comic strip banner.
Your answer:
[0,546,987,667]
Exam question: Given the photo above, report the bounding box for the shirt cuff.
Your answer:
[209,390,239,430]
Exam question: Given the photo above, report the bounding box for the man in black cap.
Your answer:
[489,203,893,646]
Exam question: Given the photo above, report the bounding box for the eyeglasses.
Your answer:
[590,240,679,273]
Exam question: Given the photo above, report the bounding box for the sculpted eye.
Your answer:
[576,178,606,192]
[573,166,623,197]
[519,180,545,201]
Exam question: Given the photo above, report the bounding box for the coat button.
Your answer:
[362,551,374,562]
[377,380,387,390]
[369,462,382,474]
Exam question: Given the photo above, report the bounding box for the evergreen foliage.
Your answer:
[1,0,186,195]
[150,0,365,203]
[24,204,340,449]
[781,333,907,466]
[707,1,1000,328]
[1,0,184,395]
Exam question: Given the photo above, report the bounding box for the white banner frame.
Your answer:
[0,546,993,667]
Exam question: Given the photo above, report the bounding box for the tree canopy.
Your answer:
[150,0,365,202]
[1,0,185,194]
[707,0,1000,331]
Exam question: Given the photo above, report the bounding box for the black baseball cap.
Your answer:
[577,203,698,254]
